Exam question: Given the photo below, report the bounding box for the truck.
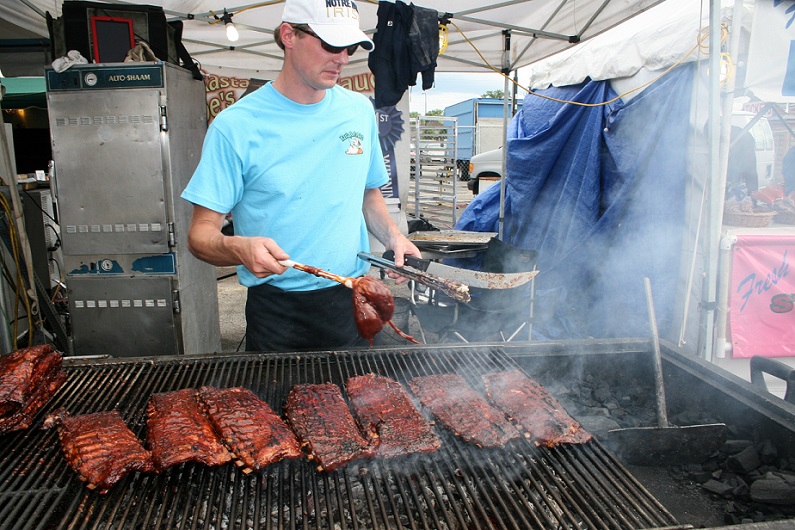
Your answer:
[443,98,520,180]
[467,146,504,195]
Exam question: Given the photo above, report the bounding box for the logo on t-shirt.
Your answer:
[340,131,364,155]
[345,138,363,155]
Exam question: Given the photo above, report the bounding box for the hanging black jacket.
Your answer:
[409,5,439,92]
[369,1,439,109]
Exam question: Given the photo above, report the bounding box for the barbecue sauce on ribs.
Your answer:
[198,386,301,473]
[146,388,233,471]
[352,276,418,345]
[0,344,67,434]
[285,382,376,471]
[346,373,440,458]
[408,373,520,448]
[44,409,154,494]
[483,370,592,447]
[286,262,418,345]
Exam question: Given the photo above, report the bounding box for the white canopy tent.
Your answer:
[2,0,745,365]
[2,0,671,78]
[520,0,735,91]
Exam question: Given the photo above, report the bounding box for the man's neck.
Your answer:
[272,71,328,105]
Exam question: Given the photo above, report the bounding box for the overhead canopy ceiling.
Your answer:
[3,0,670,76]
[521,0,736,90]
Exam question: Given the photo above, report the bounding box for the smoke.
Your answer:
[498,64,697,343]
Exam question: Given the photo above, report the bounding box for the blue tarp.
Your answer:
[456,64,695,340]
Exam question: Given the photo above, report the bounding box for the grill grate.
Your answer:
[0,346,681,529]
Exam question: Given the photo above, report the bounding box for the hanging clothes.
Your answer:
[369,0,439,108]
[409,5,439,92]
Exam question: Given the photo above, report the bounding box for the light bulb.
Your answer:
[226,22,239,42]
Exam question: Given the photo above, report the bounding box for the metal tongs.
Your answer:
[358,252,471,303]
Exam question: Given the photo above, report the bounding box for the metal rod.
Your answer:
[645,277,669,427]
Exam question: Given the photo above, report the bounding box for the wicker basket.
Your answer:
[774,211,795,225]
[723,210,777,227]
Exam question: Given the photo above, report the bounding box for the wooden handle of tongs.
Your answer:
[279,260,356,288]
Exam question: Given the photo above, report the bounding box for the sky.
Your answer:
[407,71,520,114]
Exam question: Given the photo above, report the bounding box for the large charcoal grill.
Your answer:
[0,345,683,530]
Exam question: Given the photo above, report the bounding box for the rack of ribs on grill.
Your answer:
[198,386,301,473]
[146,388,233,471]
[0,344,67,434]
[43,409,154,494]
[408,373,520,448]
[346,374,440,458]
[285,382,376,471]
[483,370,592,448]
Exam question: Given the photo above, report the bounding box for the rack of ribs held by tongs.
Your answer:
[356,253,471,303]
[279,259,420,345]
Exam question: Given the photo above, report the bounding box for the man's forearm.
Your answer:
[362,189,402,248]
[187,220,244,267]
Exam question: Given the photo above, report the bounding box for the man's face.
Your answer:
[289,25,351,91]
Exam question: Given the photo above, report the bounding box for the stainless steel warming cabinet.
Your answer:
[45,62,220,357]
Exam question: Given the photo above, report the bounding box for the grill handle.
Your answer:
[750,356,795,404]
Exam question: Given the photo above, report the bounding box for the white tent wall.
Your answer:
[520,0,742,92]
[681,0,795,395]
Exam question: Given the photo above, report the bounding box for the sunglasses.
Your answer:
[293,26,359,56]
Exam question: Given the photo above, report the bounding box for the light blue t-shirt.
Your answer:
[182,83,389,290]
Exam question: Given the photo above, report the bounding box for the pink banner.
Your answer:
[730,234,795,358]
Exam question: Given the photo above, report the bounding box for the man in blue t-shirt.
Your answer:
[182,0,421,352]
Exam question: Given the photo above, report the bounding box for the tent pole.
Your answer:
[498,29,511,240]
[0,116,41,342]
[699,0,733,360]
[712,0,745,361]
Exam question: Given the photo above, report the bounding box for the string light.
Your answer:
[438,24,448,55]
[220,9,239,42]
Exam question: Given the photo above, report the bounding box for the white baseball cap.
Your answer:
[282,0,375,51]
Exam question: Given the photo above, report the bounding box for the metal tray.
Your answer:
[408,230,497,245]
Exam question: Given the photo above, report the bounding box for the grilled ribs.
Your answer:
[146,388,233,471]
[482,370,592,447]
[44,409,154,494]
[285,382,375,471]
[346,373,440,458]
[198,386,301,473]
[0,344,52,416]
[1,371,67,433]
[0,344,67,434]
[408,373,520,448]
[352,276,418,345]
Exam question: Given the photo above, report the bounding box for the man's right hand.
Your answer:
[235,236,290,278]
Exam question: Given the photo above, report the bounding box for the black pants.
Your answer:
[245,282,368,353]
